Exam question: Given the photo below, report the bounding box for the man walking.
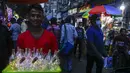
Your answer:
[74,22,85,61]
[60,16,77,72]
[86,15,107,73]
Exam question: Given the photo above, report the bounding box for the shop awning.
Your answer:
[89,5,122,16]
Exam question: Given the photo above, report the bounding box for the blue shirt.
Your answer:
[60,23,78,45]
[86,26,107,57]
[10,23,21,41]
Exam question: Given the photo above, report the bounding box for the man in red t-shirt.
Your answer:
[17,4,58,54]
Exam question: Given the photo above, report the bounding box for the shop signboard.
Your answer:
[68,8,77,15]
[68,9,73,15]
[73,8,77,14]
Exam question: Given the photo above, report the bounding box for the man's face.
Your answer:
[28,8,44,27]
[121,30,126,35]
[78,23,82,27]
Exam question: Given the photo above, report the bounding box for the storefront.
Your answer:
[68,8,78,26]
[68,8,77,15]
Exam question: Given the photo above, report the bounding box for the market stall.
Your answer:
[2,49,61,73]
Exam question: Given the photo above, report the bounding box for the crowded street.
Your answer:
[61,57,112,73]
[0,0,130,73]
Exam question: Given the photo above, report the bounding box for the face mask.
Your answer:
[96,20,101,28]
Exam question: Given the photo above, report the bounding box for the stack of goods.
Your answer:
[9,48,60,72]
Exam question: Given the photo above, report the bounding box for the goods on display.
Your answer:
[3,48,61,73]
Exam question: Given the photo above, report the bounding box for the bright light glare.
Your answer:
[120,5,125,10]
[40,3,44,8]
[120,2,125,10]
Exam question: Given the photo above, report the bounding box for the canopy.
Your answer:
[8,0,48,4]
[89,5,106,14]
[104,5,122,16]
[82,9,91,18]
[89,5,122,16]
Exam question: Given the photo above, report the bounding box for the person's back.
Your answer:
[61,23,77,45]
[60,16,77,72]
[10,18,21,49]
[10,23,21,41]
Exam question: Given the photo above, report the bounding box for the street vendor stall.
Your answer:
[2,49,61,73]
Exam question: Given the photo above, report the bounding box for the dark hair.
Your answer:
[89,14,98,25]
[17,18,23,25]
[78,22,82,26]
[120,28,127,33]
[89,14,100,30]
[50,17,57,25]
[65,16,71,23]
[10,18,16,24]
[28,4,43,13]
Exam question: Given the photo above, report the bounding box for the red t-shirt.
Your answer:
[17,30,58,54]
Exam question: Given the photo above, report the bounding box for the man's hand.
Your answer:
[102,57,105,59]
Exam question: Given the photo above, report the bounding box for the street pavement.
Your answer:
[61,57,113,73]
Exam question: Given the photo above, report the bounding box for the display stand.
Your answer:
[2,64,61,73]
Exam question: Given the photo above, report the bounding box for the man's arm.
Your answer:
[60,25,65,44]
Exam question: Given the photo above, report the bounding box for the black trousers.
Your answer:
[74,39,83,59]
[86,54,104,73]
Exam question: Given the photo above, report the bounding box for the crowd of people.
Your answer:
[0,4,130,73]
